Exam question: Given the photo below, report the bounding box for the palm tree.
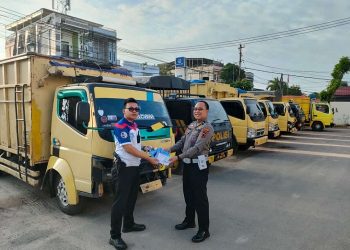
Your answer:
[267,78,288,94]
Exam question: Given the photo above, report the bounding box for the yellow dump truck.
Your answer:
[282,96,334,131]
[189,81,267,150]
[0,53,174,214]
[257,99,281,138]
[272,102,297,133]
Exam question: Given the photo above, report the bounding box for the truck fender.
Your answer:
[46,156,78,205]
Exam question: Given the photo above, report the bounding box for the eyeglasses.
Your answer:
[193,108,205,111]
[125,107,140,112]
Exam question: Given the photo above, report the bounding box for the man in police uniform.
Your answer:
[168,100,214,243]
[110,98,159,250]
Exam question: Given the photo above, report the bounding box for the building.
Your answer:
[117,60,159,77]
[331,86,350,126]
[169,57,223,82]
[5,8,118,64]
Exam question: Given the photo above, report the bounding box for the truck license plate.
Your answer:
[140,179,162,194]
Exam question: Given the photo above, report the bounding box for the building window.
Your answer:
[61,41,70,57]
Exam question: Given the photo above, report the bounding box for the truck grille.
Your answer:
[257,128,265,137]
[211,142,227,154]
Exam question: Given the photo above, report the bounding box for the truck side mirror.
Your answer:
[76,101,90,128]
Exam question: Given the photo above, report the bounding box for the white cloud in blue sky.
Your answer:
[1,0,349,93]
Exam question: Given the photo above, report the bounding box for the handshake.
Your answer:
[143,146,178,167]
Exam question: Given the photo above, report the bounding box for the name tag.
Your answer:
[198,155,207,170]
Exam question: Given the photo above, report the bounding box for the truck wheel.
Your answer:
[232,135,239,155]
[55,175,82,215]
[312,122,323,131]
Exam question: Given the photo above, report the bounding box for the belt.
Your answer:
[183,157,208,164]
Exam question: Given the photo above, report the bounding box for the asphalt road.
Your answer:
[1,127,350,250]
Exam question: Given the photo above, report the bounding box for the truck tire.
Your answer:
[55,174,82,215]
[232,135,239,155]
[312,122,323,131]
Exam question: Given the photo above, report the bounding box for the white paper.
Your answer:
[155,150,170,166]
[198,155,207,170]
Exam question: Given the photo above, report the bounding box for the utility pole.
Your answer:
[232,61,235,84]
[238,44,245,81]
[278,73,284,101]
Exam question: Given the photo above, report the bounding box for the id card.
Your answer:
[198,155,207,170]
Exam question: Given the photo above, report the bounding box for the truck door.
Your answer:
[258,102,268,136]
[221,100,247,144]
[312,103,331,126]
[52,89,92,193]
[274,104,287,132]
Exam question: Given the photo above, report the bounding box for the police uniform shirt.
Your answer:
[113,117,141,167]
[170,120,214,160]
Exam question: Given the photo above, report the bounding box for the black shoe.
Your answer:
[109,237,127,250]
[175,221,196,230]
[191,230,210,243]
[122,223,146,233]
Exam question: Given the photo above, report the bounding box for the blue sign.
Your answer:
[175,57,186,67]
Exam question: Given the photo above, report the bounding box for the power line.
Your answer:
[243,67,333,81]
[0,6,26,17]
[244,59,330,75]
[132,17,350,54]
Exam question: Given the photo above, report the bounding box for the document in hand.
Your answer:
[149,148,170,166]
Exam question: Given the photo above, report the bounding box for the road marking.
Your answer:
[298,131,350,138]
[282,135,350,142]
[268,139,350,148]
[253,147,350,159]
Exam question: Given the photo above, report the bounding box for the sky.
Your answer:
[1,0,350,93]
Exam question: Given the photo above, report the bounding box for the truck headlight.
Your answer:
[247,128,256,138]
[268,123,275,131]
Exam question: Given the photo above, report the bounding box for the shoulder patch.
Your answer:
[121,131,128,139]
[201,127,210,138]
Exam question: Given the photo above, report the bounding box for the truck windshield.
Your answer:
[244,99,265,122]
[94,98,172,142]
[206,100,230,123]
[267,101,279,119]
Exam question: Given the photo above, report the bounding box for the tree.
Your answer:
[288,85,302,96]
[158,63,172,76]
[231,79,253,91]
[267,77,288,94]
[321,56,350,102]
[309,92,320,99]
[220,63,246,84]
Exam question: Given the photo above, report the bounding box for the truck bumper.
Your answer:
[247,136,268,147]
[268,129,280,138]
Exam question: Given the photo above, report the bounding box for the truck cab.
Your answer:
[165,97,234,164]
[220,97,268,150]
[273,102,297,133]
[258,100,280,138]
[310,102,334,131]
[50,83,174,214]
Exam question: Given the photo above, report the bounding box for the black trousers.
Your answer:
[182,162,209,231]
[110,166,140,239]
